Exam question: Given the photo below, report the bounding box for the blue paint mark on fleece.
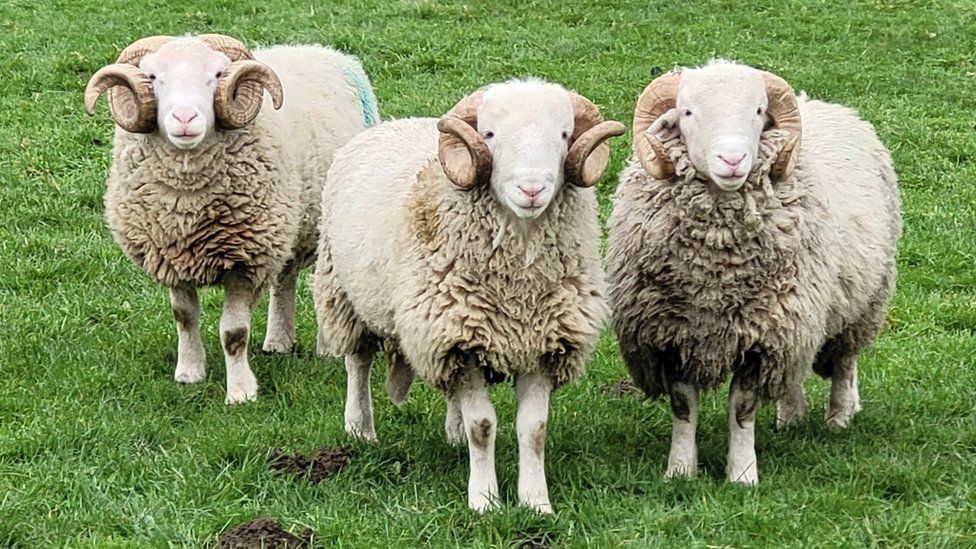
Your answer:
[341,61,379,127]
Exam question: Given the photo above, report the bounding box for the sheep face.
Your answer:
[671,64,768,191]
[139,39,232,150]
[478,82,575,220]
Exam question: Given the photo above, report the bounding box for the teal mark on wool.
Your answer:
[341,61,379,127]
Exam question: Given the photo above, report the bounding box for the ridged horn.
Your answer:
[633,71,682,179]
[437,90,491,189]
[565,93,625,187]
[762,71,802,181]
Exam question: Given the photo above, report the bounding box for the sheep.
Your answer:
[84,35,378,404]
[607,60,901,485]
[312,79,625,512]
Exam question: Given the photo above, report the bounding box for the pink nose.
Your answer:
[519,184,543,199]
[718,153,746,168]
[172,110,198,124]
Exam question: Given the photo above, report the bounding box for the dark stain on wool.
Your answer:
[531,422,547,456]
[172,306,192,329]
[470,418,494,450]
[223,327,249,356]
[670,390,692,422]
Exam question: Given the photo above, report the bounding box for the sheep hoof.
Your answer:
[520,498,553,514]
[468,493,499,513]
[664,462,697,480]
[225,374,258,405]
[824,407,857,429]
[345,423,377,443]
[174,363,206,384]
[727,464,759,486]
[261,335,294,354]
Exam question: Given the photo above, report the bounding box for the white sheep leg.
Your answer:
[515,370,553,514]
[344,350,376,441]
[776,383,807,430]
[221,274,259,404]
[262,272,297,353]
[727,379,759,485]
[444,391,465,446]
[457,369,499,512]
[826,360,860,428]
[170,286,206,384]
[665,382,699,479]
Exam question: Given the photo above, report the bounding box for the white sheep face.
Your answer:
[477,81,575,219]
[667,62,770,191]
[139,39,232,150]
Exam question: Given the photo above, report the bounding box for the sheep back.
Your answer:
[608,98,900,399]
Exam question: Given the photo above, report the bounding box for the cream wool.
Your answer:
[313,81,623,513]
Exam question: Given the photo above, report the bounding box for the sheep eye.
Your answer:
[561,131,569,140]
[484,131,494,139]
[757,107,763,115]
[215,71,223,78]
[684,109,692,117]
[148,74,156,80]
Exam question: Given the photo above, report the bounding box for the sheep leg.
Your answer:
[515,370,554,514]
[826,358,860,429]
[456,368,499,512]
[170,286,206,384]
[262,270,297,353]
[344,350,377,441]
[221,273,260,404]
[444,391,465,446]
[727,375,759,485]
[665,381,699,479]
[775,383,807,430]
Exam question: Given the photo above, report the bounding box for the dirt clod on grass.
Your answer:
[604,378,644,398]
[217,517,312,549]
[268,446,356,484]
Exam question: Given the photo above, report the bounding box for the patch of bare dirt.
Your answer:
[216,517,312,549]
[268,446,356,484]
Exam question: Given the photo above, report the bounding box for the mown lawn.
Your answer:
[1,0,975,546]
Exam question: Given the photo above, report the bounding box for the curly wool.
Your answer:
[105,130,300,289]
[314,119,607,392]
[608,101,900,399]
[104,45,377,291]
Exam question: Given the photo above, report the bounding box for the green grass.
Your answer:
[2,0,975,546]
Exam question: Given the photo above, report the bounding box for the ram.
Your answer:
[313,79,624,512]
[608,60,900,484]
[85,35,377,403]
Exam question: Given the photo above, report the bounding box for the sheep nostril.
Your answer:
[718,154,746,168]
[172,110,198,124]
[518,185,543,199]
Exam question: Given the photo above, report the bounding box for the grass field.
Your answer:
[2,0,975,546]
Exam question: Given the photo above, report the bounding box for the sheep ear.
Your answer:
[648,108,680,141]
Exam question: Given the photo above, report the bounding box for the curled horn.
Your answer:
[84,35,173,133]
[565,93,625,187]
[437,90,491,189]
[199,34,283,129]
[762,71,802,181]
[633,71,681,180]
